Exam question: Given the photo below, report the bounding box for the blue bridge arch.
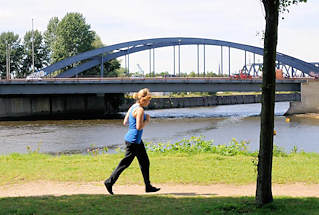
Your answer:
[40,37,319,78]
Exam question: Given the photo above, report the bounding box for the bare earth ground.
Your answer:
[295,113,319,120]
[1,181,319,198]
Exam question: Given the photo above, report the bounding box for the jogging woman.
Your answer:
[104,88,160,195]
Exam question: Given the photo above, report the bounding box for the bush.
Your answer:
[145,136,290,157]
[145,136,250,156]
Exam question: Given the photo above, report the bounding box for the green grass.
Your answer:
[1,136,318,214]
[0,195,318,215]
[0,152,318,186]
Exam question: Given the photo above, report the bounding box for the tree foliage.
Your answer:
[43,17,59,61]
[0,32,23,79]
[80,34,121,77]
[92,34,104,49]
[19,30,49,78]
[51,12,95,64]
[279,0,307,13]
[0,12,122,78]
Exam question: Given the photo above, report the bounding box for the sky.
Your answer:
[1,0,318,75]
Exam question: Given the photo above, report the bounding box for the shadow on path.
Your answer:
[0,194,318,215]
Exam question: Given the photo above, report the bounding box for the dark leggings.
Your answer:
[106,141,150,186]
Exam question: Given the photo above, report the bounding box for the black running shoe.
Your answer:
[146,185,160,193]
[104,181,114,195]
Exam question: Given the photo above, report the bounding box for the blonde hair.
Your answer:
[133,88,152,103]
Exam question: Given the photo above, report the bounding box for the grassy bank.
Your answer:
[1,195,319,215]
[1,137,318,185]
[1,151,318,186]
[1,137,319,215]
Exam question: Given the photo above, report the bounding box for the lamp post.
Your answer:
[6,41,11,80]
[32,18,35,74]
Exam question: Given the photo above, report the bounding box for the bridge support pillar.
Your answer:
[286,80,319,115]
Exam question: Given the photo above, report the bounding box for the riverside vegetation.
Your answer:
[1,136,318,185]
[0,136,318,215]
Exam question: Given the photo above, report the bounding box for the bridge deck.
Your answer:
[0,78,305,95]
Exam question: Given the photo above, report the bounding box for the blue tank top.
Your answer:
[124,103,146,144]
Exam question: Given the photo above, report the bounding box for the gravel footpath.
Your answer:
[1,181,318,198]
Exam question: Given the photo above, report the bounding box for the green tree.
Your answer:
[189,71,196,77]
[256,0,307,206]
[43,17,59,61]
[103,59,121,77]
[80,58,121,77]
[92,35,122,77]
[51,12,95,64]
[92,34,104,49]
[19,30,49,78]
[80,34,121,77]
[115,67,129,77]
[44,13,120,78]
[0,32,23,79]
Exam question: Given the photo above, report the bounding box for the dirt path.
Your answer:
[1,181,319,198]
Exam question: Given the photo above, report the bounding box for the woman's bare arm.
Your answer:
[123,107,131,126]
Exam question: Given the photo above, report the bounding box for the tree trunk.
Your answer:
[256,0,279,206]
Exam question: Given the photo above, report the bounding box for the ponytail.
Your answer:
[134,88,151,103]
[132,92,139,100]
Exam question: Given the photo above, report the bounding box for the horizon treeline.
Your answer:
[0,12,121,79]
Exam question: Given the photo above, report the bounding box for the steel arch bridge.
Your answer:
[38,37,319,78]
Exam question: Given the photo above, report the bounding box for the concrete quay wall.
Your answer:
[120,93,300,111]
[0,93,299,120]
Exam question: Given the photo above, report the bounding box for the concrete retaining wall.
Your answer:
[119,93,300,111]
[0,93,300,120]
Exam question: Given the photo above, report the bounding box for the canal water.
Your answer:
[0,102,318,155]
